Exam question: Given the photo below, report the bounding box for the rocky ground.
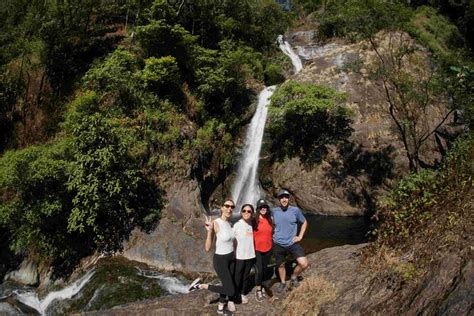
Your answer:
[81,240,473,315]
[81,244,365,315]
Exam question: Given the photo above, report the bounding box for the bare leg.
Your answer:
[278,263,286,283]
[291,256,309,279]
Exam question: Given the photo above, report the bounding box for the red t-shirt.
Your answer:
[253,216,272,252]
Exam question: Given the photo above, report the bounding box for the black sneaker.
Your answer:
[276,282,286,294]
[256,290,264,302]
[188,277,201,292]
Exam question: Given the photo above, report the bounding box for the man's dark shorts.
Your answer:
[273,243,305,266]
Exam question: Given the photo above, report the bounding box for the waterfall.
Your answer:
[14,269,95,315]
[231,35,302,209]
[135,267,188,294]
[278,35,303,73]
[231,85,276,207]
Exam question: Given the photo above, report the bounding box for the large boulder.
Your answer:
[122,179,213,274]
[3,259,38,286]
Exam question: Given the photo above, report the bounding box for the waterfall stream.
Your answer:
[231,35,303,208]
[231,85,276,207]
[13,269,95,315]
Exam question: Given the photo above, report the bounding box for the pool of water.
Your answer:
[300,214,372,254]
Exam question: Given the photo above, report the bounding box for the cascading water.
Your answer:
[231,85,276,207]
[278,34,303,73]
[231,35,303,208]
[13,269,95,315]
[135,267,188,294]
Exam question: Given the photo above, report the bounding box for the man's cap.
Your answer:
[277,189,291,198]
[256,199,270,209]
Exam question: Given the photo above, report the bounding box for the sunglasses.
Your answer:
[223,204,235,209]
[241,209,252,214]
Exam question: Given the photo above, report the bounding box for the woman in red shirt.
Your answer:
[253,198,273,302]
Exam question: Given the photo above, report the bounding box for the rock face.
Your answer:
[263,31,452,216]
[122,179,214,274]
[3,259,38,286]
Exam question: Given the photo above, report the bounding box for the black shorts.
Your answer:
[273,243,305,266]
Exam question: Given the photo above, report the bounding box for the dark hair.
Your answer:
[241,203,254,213]
[252,204,273,231]
[220,198,235,215]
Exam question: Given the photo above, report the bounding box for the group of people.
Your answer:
[188,189,309,314]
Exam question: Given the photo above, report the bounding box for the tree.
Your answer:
[370,32,454,171]
[320,0,457,171]
[268,81,353,164]
[67,113,162,254]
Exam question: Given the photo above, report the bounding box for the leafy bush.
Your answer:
[67,113,162,253]
[373,135,474,245]
[317,0,412,41]
[141,56,180,91]
[0,140,74,258]
[268,81,353,164]
[0,112,163,272]
[408,6,464,66]
[264,63,285,85]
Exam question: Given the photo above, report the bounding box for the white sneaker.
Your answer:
[217,303,225,314]
[241,294,249,304]
[227,301,236,312]
[188,277,201,292]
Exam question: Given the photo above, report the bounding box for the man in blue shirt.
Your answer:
[272,189,308,294]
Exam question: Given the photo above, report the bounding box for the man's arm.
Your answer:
[293,219,307,243]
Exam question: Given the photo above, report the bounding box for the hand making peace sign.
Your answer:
[204,215,213,231]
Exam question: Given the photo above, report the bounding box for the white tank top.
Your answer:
[214,218,234,255]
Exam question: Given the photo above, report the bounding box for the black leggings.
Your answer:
[255,250,272,287]
[208,252,236,303]
[234,258,255,296]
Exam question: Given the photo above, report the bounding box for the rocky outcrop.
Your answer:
[122,179,213,274]
[90,243,473,315]
[3,259,38,286]
[264,31,453,216]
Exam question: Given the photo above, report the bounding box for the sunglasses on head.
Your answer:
[223,204,235,209]
[241,209,252,214]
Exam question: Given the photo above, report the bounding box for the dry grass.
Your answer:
[281,276,337,315]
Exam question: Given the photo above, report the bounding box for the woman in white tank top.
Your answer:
[188,199,237,314]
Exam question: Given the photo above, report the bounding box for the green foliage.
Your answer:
[67,113,162,253]
[159,0,291,51]
[317,0,412,41]
[0,113,163,271]
[191,41,260,121]
[373,135,474,245]
[268,81,353,164]
[449,65,474,129]
[65,258,164,313]
[0,140,73,257]
[192,118,235,169]
[141,56,180,91]
[264,63,285,85]
[0,0,296,273]
[405,0,474,49]
[135,20,198,67]
[408,6,464,66]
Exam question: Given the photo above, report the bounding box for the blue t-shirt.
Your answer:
[272,205,306,247]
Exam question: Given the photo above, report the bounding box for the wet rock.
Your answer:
[0,302,22,315]
[4,260,39,286]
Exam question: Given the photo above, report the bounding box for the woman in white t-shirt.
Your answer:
[233,203,256,304]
